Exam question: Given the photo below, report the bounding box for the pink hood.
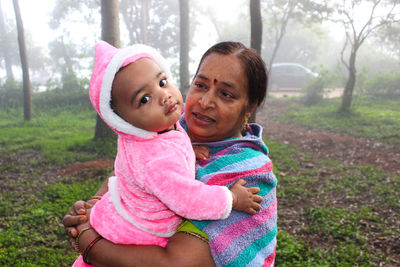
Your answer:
[89,41,172,139]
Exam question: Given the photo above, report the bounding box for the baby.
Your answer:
[73,41,262,266]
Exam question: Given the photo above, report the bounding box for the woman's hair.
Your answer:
[195,41,268,107]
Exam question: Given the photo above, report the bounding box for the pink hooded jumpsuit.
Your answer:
[72,41,232,267]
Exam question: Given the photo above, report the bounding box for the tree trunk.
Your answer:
[61,39,74,74]
[340,49,357,113]
[0,0,14,81]
[12,0,32,121]
[101,0,121,48]
[94,0,121,140]
[267,3,295,71]
[249,0,262,123]
[140,0,149,44]
[250,0,262,54]
[179,0,190,96]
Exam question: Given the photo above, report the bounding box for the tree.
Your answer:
[335,0,400,113]
[49,0,100,89]
[196,0,249,42]
[119,0,179,59]
[250,0,263,123]
[120,0,150,44]
[179,0,190,95]
[0,0,14,81]
[140,0,150,44]
[48,36,80,91]
[250,0,263,54]
[262,0,330,69]
[377,24,400,61]
[12,0,32,120]
[93,0,121,140]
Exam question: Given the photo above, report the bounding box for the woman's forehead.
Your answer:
[197,53,247,88]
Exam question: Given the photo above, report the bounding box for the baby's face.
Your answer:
[111,58,183,132]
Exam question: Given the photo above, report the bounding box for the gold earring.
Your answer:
[242,117,248,131]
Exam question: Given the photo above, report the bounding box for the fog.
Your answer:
[0,0,399,91]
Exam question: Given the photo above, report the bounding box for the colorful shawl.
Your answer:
[186,121,278,267]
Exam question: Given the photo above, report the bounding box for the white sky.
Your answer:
[2,0,244,78]
[2,0,394,52]
[2,0,243,48]
[2,0,56,47]
[3,0,396,84]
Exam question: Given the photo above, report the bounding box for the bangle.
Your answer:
[82,235,103,264]
[75,227,92,254]
[88,195,102,201]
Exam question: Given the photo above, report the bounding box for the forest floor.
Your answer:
[256,98,400,265]
[52,97,400,265]
[256,98,400,176]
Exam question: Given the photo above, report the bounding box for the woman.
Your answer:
[63,41,277,266]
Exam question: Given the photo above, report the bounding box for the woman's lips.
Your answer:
[192,112,215,125]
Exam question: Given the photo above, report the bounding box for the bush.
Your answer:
[363,71,400,99]
[0,80,23,109]
[0,78,91,112]
[33,89,91,110]
[301,70,332,106]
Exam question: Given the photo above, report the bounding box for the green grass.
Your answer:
[0,91,117,266]
[266,136,399,266]
[279,97,400,145]
[0,92,398,266]
[0,104,116,166]
[0,177,105,266]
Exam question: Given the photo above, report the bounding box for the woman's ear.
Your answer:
[245,111,252,121]
[247,103,258,117]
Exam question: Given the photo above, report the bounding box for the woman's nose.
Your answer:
[199,91,215,109]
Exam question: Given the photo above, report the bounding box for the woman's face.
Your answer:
[185,53,252,142]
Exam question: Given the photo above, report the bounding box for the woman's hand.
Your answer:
[62,200,96,251]
[230,179,263,215]
[63,176,109,250]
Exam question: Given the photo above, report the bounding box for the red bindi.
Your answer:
[213,79,218,84]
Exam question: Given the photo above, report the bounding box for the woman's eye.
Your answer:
[195,82,206,89]
[221,91,233,98]
[159,79,167,87]
[140,96,150,105]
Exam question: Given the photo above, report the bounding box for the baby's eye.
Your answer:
[140,96,151,105]
[159,79,167,87]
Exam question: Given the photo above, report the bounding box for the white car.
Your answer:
[269,63,318,90]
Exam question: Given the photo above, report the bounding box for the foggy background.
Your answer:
[0,0,399,93]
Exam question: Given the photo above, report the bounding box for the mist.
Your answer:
[1,0,399,92]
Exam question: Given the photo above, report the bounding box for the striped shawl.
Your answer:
[189,123,277,267]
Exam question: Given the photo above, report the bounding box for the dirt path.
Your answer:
[256,99,400,265]
[256,99,400,176]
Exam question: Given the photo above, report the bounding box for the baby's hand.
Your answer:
[193,145,210,161]
[230,179,263,215]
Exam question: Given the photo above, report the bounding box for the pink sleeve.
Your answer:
[143,149,232,220]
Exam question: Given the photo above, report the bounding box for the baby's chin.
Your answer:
[153,118,181,133]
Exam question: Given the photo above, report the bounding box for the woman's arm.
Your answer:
[75,215,215,267]
[85,232,215,267]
